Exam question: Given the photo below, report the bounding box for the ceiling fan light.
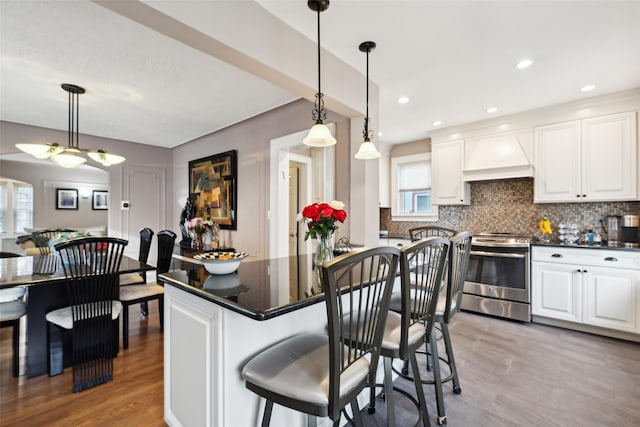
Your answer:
[50,152,86,168]
[354,140,380,159]
[303,123,337,147]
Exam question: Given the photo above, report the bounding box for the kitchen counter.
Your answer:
[531,240,640,252]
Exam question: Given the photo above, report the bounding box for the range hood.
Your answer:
[462,129,534,181]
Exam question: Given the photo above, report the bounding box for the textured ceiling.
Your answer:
[1,0,638,150]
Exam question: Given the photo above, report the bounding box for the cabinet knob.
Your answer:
[576,194,581,198]
[576,269,582,273]
[604,257,618,262]
[551,253,563,258]
[583,269,588,273]
[582,194,587,198]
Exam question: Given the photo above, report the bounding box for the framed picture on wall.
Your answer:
[188,150,237,230]
[92,190,108,210]
[56,188,79,210]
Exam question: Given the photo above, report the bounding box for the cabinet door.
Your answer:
[581,112,637,201]
[432,140,470,205]
[534,121,581,202]
[583,266,639,333]
[532,262,582,322]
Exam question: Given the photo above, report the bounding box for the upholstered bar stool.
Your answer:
[242,246,400,427]
[391,231,472,425]
[408,226,456,241]
[368,237,450,427]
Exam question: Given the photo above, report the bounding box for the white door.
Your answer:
[583,266,639,332]
[532,262,582,322]
[122,166,166,262]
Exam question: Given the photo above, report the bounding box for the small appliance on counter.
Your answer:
[621,214,639,248]
[605,215,622,245]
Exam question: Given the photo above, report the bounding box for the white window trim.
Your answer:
[391,153,439,222]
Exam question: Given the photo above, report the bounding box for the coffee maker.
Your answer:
[621,214,639,248]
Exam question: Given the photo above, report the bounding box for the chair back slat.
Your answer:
[322,246,400,421]
[156,230,177,274]
[32,228,76,255]
[444,231,473,322]
[399,237,450,359]
[409,226,456,242]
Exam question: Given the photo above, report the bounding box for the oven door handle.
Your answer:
[470,250,526,259]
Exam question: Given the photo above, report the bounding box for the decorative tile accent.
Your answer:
[382,178,640,239]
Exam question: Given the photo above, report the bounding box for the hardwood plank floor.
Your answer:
[1,308,639,426]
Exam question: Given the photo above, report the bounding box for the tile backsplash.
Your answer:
[381,178,640,239]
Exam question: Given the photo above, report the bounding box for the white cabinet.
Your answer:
[432,139,470,205]
[532,246,640,335]
[534,112,637,202]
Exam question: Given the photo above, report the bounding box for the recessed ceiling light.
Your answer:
[581,84,596,92]
[432,120,442,126]
[515,58,533,69]
[378,131,382,137]
[486,107,498,114]
[397,96,410,104]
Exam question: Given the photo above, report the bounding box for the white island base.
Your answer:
[164,284,387,427]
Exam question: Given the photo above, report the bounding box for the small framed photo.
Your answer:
[92,190,108,210]
[56,188,79,210]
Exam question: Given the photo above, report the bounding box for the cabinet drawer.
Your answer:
[532,246,640,269]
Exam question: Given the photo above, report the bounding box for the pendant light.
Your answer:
[303,0,336,147]
[354,41,381,160]
[16,83,125,168]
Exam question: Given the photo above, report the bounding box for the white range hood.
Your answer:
[462,129,534,181]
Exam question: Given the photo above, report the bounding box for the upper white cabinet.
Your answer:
[432,139,470,205]
[534,112,637,203]
[464,129,534,181]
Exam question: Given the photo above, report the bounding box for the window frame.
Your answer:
[390,152,438,222]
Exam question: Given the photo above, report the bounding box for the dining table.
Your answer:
[0,254,155,378]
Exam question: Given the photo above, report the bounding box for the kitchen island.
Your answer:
[158,254,383,427]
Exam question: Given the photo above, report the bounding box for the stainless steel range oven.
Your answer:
[461,233,532,322]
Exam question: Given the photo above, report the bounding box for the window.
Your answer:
[391,153,438,221]
[0,178,34,234]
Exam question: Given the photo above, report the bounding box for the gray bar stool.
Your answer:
[242,246,400,426]
[369,237,450,427]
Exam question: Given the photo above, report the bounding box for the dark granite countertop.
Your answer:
[159,254,326,321]
[531,240,640,252]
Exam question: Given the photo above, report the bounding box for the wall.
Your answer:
[0,121,173,251]
[0,159,108,229]
[171,99,351,260]
[382,178,640,239]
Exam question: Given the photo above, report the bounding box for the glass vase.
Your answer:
[193,234,204,251]
[313,233,334,292]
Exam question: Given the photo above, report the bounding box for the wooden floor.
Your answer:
[1,308,640,426]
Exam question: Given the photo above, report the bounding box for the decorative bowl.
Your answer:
[193,252,248,275]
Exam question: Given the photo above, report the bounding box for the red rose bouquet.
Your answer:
[299,200,347,240]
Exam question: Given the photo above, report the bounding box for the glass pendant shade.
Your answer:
[16,143,64,159]
[354,140,380,159]
[303,123,337,147]
[50,151,87,168]
[88,150,126,166]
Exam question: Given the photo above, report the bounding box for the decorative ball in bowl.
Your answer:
[193,252,248,275]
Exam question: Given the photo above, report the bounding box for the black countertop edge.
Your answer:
[531,241,640,252]
[158,273,326,321]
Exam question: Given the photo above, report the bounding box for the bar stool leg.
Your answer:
[383,357,396,427]
[430,328,446,425]
[409,350,431,427]
[441,323,461,394]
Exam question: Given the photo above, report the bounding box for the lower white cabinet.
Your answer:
[532,246,640,335]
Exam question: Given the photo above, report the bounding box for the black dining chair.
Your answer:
[0,251,27,377]
[118,230,175,349]
[242,246,400,426]
[31,228,76,255]
[45,237,128,392]
[370,237,450,427]
[119,227,154,286]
